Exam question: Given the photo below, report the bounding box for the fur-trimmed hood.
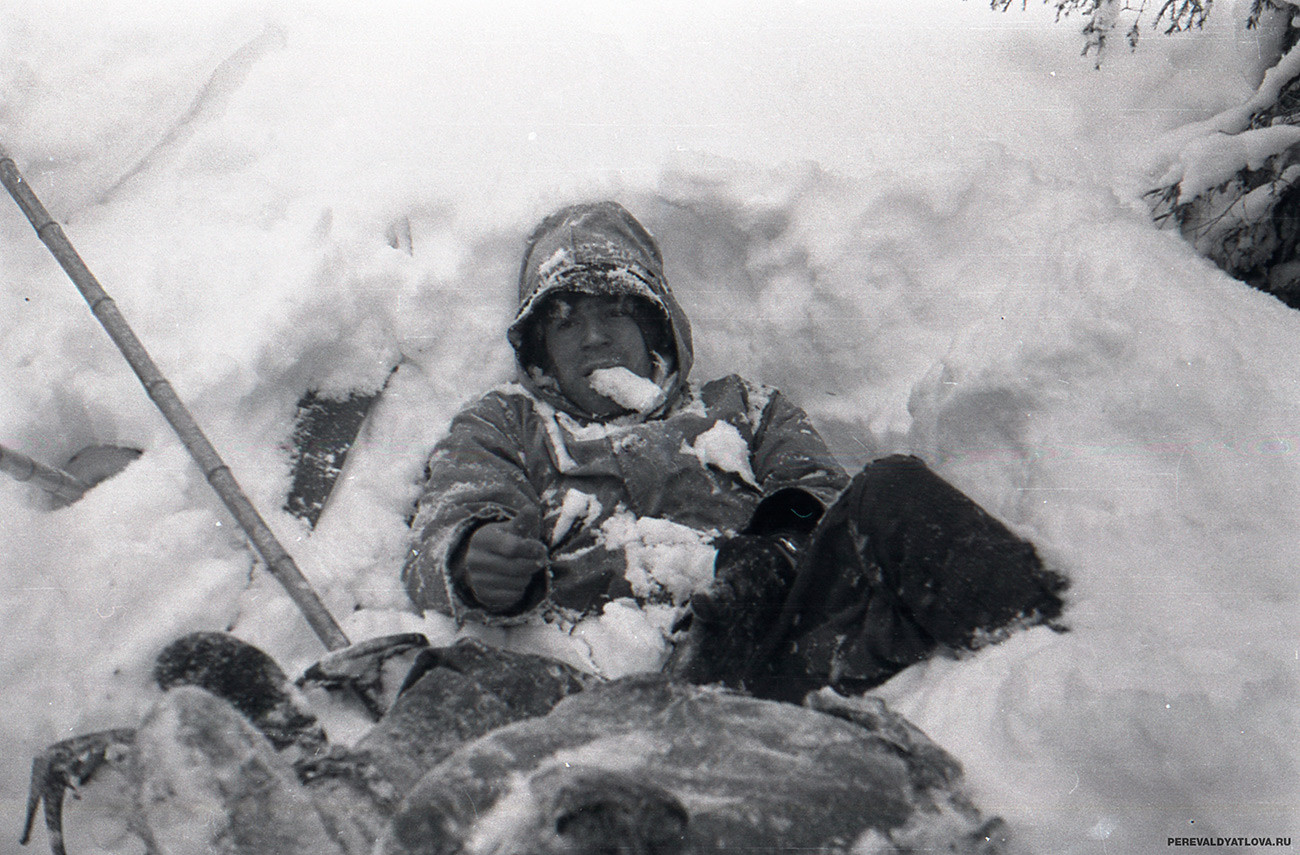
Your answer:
[507,201,694,421]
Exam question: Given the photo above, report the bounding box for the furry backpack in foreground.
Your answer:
[24,633,1009,855]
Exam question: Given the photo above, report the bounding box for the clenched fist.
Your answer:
[463,520,549,612]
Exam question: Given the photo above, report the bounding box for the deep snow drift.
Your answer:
[0,2,1296,853]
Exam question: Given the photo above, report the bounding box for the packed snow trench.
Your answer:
[1,2,1296,853]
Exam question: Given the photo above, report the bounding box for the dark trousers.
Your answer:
[739,455,1066,701]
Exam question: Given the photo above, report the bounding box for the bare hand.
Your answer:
[463,521,548,611]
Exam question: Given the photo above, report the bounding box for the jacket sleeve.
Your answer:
[744,381,850,536]
[400,392,547,623]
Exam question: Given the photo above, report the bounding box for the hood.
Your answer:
[508,201,694,421]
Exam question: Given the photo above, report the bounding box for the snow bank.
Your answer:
[0,2,1295,855]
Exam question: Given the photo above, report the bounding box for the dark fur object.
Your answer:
[153,632,325,752]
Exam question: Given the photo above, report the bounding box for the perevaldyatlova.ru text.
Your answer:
[1169,838,1291,847]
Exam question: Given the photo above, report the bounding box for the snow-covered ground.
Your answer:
[1,1,1296,853]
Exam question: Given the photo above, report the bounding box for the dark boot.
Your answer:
[758,455,1069,700]
[849,456,1068,651]
[153,632,326,754]
[666,534,800,689]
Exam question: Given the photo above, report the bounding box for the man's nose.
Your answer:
[580,318,613,347]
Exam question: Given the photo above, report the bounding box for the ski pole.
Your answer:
[0,143,350,652]
[0,443,90,505]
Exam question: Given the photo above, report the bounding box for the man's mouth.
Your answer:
[586,366,665,414]
[582,359,624,377]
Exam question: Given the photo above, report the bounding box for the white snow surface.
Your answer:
[0,2,1296,854]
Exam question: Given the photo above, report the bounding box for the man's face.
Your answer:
[542,294,654,417]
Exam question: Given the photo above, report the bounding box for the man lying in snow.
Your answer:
[402,200,1067,700]
[21,202,1063,855]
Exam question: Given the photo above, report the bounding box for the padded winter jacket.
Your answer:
[401,202,848,624]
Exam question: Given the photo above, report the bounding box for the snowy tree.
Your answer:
[992,0,1215,61]
[1000,0,1300,308]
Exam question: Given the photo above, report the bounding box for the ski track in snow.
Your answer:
[0,3,1297,854]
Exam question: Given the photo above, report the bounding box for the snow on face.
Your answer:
[543,297,654,417]
[587,366,665,414]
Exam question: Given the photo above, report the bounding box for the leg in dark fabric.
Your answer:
[665,535,800,688]
[752,455,1068,701]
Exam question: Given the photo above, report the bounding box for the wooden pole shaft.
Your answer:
[0,144,350,652]
[0,443,90,504]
